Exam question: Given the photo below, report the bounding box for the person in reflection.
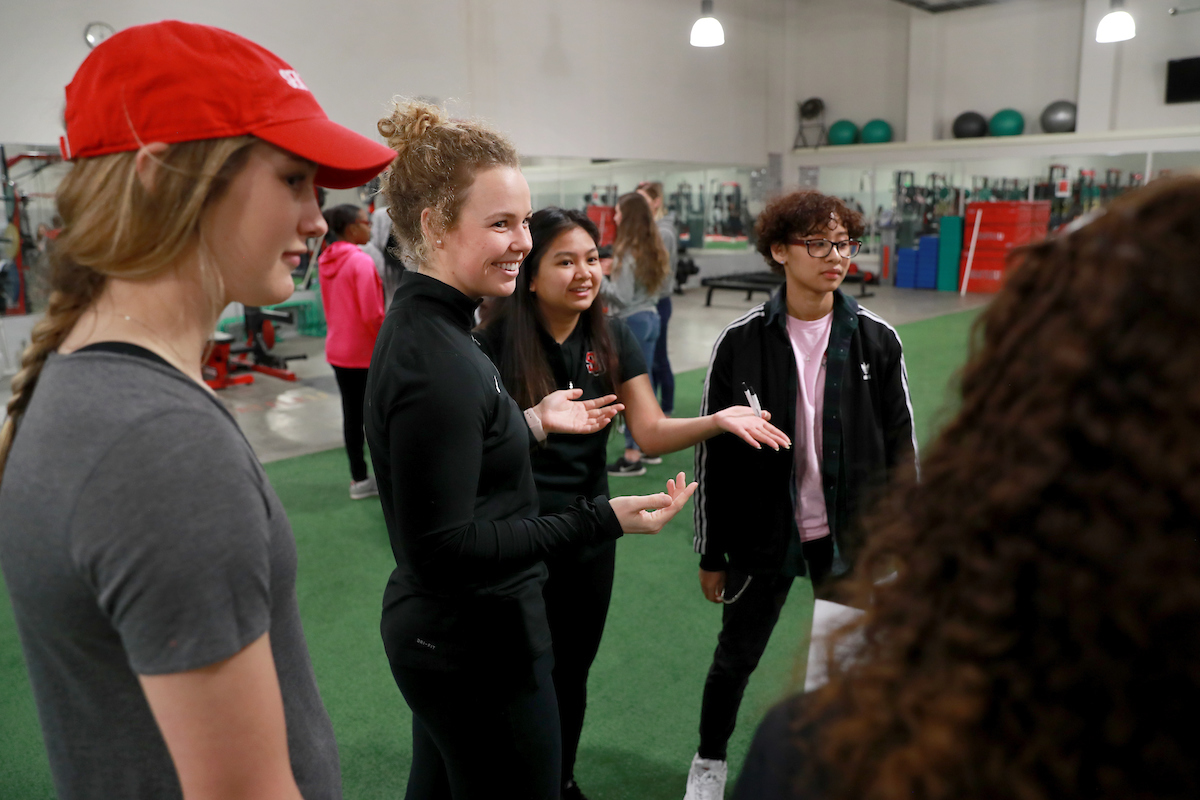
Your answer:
[684,190,917,800]
[734,176,1200,799]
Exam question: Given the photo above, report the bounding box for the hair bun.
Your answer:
[378,99,447,156]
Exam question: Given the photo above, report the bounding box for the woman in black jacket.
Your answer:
[480,207,788,800]
[364,101,697,800]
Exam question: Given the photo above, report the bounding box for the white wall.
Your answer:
[0,0,778,166]
[780,0,911,148]
[1113,0,1200,130]
[935,0,1083,137]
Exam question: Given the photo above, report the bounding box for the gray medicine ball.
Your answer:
[1040,100,1077,134]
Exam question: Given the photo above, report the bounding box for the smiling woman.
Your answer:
[364,102,698,800]
[478,207,788,800]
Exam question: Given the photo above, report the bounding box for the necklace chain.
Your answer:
[102,310,193,370]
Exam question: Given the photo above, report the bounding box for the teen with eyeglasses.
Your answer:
[682,190,918,800]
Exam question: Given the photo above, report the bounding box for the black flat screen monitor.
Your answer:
[1166,57,1200,104]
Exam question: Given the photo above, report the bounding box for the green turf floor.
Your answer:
[0,306,981,799]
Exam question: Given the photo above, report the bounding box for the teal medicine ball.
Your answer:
[989,108,1025,137]
[860,119,893,144]
[827,119,859,146]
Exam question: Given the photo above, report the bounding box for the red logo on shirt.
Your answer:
[585,351,603,375]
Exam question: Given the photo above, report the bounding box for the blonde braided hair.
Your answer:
[0,136,255,486]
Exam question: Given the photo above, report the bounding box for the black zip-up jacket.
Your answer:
[365,271,623,672]
[693,287,917,578]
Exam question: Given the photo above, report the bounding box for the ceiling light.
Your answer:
[690,0,725,47]
[1096,0,1135,42]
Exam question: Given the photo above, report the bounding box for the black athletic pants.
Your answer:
[698,535,834,761]
[543,539,617,790]
[331,365,369,482]
[390,651,561,800]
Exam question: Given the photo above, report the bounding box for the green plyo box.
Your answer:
[937,215,964,292]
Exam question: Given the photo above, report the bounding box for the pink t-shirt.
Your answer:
[786,312,833,542]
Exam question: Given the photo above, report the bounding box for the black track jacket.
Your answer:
[693,287,918,579]
[365,271,623,672]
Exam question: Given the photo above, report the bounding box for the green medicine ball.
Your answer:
[827,120,859,146]
[860,119,893,144]
[989,108,1025,137]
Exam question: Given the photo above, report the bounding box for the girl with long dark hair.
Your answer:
[734,176,1200,800]
[365,102,698,800]
[480,206,789,800]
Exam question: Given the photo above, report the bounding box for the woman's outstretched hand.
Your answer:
[536,389,624,435]
[610,472,699,534]
[713,406,792,451]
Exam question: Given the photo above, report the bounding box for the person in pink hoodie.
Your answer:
[319,204,385,499]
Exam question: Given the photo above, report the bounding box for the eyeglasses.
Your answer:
[788,237,862,258]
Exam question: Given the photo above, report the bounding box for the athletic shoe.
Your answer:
[641,454,663,465]
[683,753,728,800]
[561,781,590,800]
[349,475,378,500]
[607,456,646,477]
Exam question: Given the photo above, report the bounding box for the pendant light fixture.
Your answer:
[1096,0,1136,42]
[690,0,725,47]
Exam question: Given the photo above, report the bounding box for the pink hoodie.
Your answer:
[318,240,385,368]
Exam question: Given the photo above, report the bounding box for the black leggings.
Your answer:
[698,536,834,761]
[331,365,369,482]
[543,539,617,789]
[391,651,561,800]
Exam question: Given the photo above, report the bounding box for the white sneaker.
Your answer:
[683,753,727,800]
[349,475,378,500]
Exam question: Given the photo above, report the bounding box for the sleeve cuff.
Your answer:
[590,495,624,542]
[700,552,728,571]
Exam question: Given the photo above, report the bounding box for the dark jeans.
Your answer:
[651,295,675,414]
[543,540,617,790]
[698,535,834,761]
[390,651,561,800]
[332,365,369,482]
[622,309,660,452]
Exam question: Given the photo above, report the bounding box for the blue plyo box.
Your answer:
[916,236,939,289]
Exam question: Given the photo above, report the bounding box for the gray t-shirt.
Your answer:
[0,349,341,800]
[601,252,661,319]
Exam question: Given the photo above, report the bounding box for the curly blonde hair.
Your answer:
[376,100,520,267]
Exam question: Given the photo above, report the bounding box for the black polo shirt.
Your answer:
[480,315,647,514]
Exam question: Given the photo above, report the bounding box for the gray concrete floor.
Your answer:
[1,280,988,468]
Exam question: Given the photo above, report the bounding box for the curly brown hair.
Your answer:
[793,176,1200,800]
[755,190,865,274]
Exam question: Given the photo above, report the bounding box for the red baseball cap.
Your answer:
[61,20,395,189]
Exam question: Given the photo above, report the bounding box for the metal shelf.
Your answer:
[790,125,1200,166]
